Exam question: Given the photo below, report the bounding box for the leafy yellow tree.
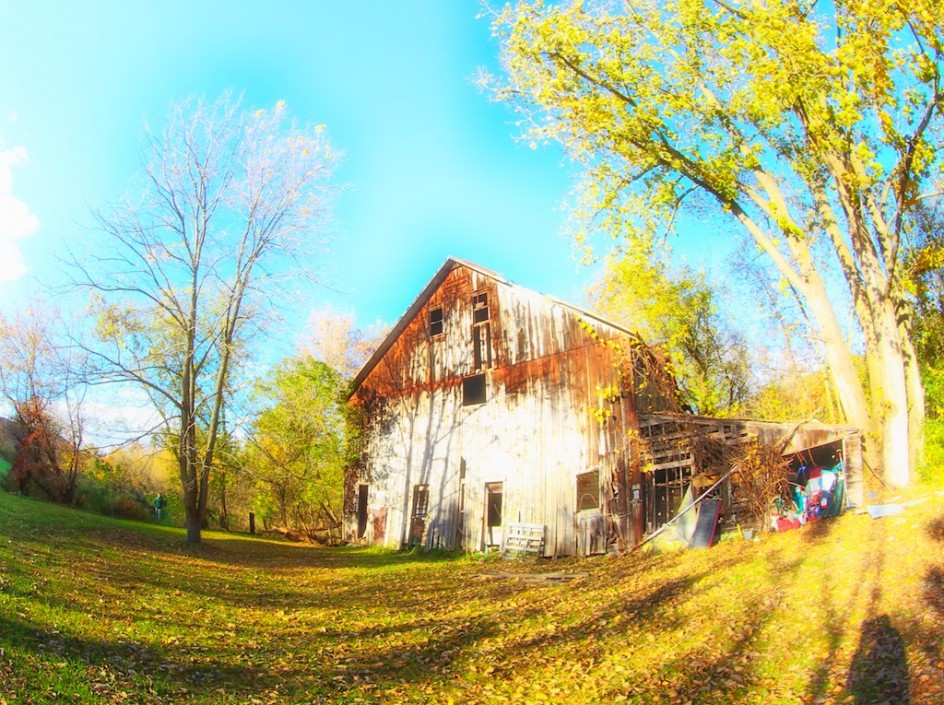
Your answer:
[244,356,347,541]
[73,93,338,543]
[591,247,750,416]
[486,0,943,486]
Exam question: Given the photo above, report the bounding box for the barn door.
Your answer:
[484,482,503,548]
[409,484,429,546]
[356,484,369,539]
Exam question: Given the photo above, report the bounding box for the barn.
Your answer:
[343,258,863,557]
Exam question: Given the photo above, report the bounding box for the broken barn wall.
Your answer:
[635,413,864,532]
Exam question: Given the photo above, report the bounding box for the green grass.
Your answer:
[1,489,943,705]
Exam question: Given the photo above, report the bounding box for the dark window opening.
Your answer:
[356,484,369,538]
[462,373,487,406]
[428,306,443,337]
[472,292,489,324]
[486,482,503,528]
[576,470,601,512]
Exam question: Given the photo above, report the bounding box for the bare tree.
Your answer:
[72,93,339,543]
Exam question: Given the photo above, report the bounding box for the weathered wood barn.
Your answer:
[343,258,863,557]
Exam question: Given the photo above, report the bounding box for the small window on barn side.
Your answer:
[576,469,601,512]
[428,306,444,337]
[462,373,487,406]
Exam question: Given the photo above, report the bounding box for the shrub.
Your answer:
[111,494,150,521]
[919,418,944,488]
[0,456,11,486]
[75,474,152,521]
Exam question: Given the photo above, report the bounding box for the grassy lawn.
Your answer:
[0,489,942,704]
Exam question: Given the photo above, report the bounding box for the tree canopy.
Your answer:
[487,0,943,486]
[590,247,750,416]
[244,356,348,541]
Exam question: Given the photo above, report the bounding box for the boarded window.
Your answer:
[486,482,503,527]
[576,470,601,512]
[463,374,487,406]
[428,306,443,337]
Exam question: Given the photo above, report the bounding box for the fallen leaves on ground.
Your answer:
[0,489,942,703]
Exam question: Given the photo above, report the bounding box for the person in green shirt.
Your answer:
[153,492,167,520]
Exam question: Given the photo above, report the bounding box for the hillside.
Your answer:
[0,489,942,705]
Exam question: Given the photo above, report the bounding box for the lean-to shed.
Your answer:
[342,258,864,557]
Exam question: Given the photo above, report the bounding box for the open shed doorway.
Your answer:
[782,439,848,527]
[645,464,692,534]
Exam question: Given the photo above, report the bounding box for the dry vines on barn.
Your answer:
[729,441,792,530]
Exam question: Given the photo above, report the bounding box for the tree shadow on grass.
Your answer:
[914,511,944,701]
[0,604,500,704]
[923,515,944,620]
[465,552,749,701]
[846,614,910,704]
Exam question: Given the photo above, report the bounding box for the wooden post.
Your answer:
[249,512,256,535]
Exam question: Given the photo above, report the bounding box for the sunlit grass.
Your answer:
[1,486,942,704]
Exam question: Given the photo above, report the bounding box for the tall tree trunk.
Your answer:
[185,508,202,545]
[871,311,911,488]
[900,320,926,474]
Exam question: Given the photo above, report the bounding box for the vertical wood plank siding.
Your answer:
[345,262,665,556]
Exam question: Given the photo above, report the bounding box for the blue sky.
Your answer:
[0,0,593,337]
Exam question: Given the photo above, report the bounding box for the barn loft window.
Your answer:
[428,306,444,337]
[486,482,503,528]
[576,470,601,512]
[472,291,492,371]
[472,291,489,324]
[462,373,487,406]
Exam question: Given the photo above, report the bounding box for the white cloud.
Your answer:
[0,145,38,282]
